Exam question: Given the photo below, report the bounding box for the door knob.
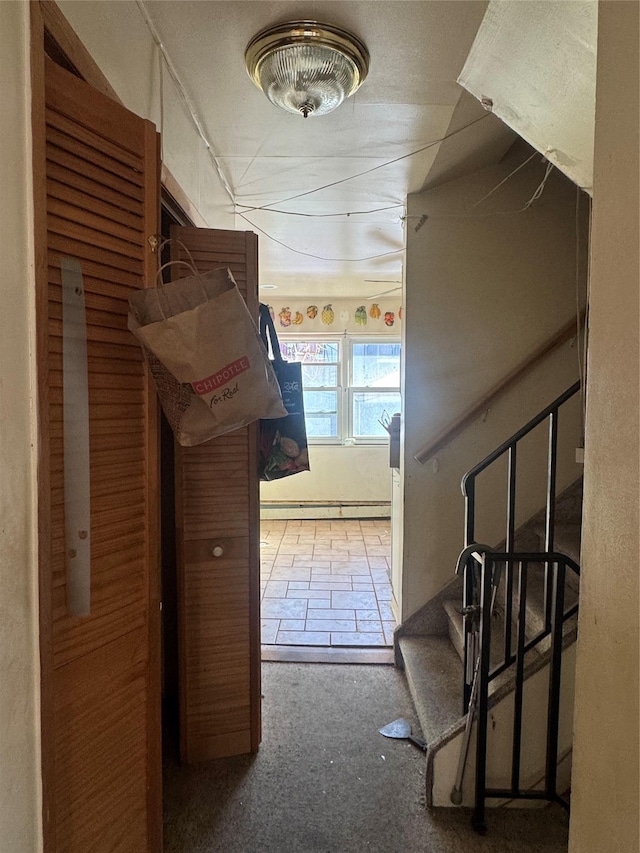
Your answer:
[211,545,224,557]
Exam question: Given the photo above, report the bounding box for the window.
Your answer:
[350,342,401,439]
[279,337,401,443]
[279,340,340,439]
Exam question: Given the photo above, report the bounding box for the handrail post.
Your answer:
[544,410,559,629]
[473,553,493,835]
[463,479,476,711]
[545,559,566,800]
[511,560,528,794]
[504,445,517,662]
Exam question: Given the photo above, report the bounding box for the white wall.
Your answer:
[261,445,392,507]
[0,3,42,851]
[402,150,587,621]
[570,3,639,850]
[57,0,234,229]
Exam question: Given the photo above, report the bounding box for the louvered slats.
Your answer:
[172,226,261,763]
[41,56,159,852]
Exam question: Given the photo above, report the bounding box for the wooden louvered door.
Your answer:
[170,226,261,763]
[36,56,161,851]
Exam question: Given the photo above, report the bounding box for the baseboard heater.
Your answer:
[260,501,391,520]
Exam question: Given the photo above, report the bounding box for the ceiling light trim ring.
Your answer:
[245,20,370,117]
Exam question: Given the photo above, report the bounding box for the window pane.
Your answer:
[352,343,401,387]
[301,364,338,387]
[352,392,401,437]
[306,414,338,438]
[280,341,339,364]
[303,390,338,438]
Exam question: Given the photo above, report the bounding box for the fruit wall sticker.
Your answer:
[355,305,367,326]
[279,307,292,327]
[307,305,318,319]
[398,306,402,320]
[293,311,304,325]
[321,304,334,325]
[369,303,381,319]
[384,311,395,327]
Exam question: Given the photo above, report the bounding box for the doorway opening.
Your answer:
[258,333,401,658]
[259,516,396,658]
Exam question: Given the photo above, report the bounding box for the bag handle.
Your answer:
[259,304,284,363]
[154,237,208,319]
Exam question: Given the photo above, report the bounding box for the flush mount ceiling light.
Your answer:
[245,21,369,118]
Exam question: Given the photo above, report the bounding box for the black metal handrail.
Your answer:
[460,381,580,709]
[466,549,580,833]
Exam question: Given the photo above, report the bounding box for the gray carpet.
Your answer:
[163,662,569,852]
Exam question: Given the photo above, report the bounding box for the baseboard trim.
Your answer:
[260,503,391,520]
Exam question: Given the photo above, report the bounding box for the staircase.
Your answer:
[396,383,582,830]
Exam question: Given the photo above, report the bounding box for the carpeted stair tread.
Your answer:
[398,636,461,744]
[443,597,538,676]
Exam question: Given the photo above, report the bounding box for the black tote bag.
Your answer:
[258,304,310,480]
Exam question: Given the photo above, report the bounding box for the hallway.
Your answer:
[163,662,570,852]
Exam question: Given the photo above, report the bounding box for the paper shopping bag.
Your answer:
[128,266,286,446]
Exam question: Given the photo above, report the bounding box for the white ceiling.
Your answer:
[143,0,515,297]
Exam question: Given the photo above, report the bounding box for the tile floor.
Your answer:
[260,518,396,647]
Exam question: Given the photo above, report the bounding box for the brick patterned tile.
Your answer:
[263,581,288,598]
[309,580,352,591]
[270,567,311,582]
[258,520,394,649]
[371,569,390,583]
[383,621,396,645]
[286,589,331,600]
[331,631,386,647]
[374,585,392,601]
[378,601,394,621]
[367,557,389,569]
[331,591,378,610]
[357,620,383,632]
[261,619,279,644]
[310,567,332,576]
[306,619,356,632]
[366,545,392,556]
[330,562,371,576]
[307,609,356,620]
[356,609,379,621]
[293,559,332,568]
[277,545,315,556]
[276,631,329,645]
[261,598,307,619]
[280,619,305,631]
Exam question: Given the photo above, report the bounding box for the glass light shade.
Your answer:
[245,22,369,118]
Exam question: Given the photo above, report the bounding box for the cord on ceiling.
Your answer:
[234,203,406,219]
[135,0,236,207]
[469,150,538,209]
[237,113,492,214]
[238,212,404,262]
[521,159,554,210]
[401,152,555,224]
